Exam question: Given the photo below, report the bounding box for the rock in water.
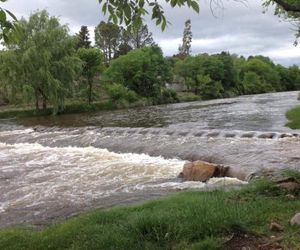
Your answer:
[178,160,229,182]
[290,213,300,226]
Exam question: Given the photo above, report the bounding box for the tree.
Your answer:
[127,24,155,49]
[178,20,192,57]
[242,57,280,91]
[4,10,82,113]
[94,21,120,63]
[105,46,171,98]
[242,71,264,94]
[76,25,91,49]
[77,48,104,104]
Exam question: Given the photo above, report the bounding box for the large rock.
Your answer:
[178,160,229,182]
[290,213,300,226]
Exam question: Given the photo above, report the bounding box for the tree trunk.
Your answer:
[35,90,39,111]
[88,78,93,104]
[42,97,47,110]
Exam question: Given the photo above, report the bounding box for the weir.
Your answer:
[0,91,299,227]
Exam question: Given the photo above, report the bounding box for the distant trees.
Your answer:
[94,21,155,63]
[174,52,300,99]
[94,21,120,63]
[127,24,155,49]
[76,26,91,49]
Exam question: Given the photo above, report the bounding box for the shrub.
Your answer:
[105,83,138,104]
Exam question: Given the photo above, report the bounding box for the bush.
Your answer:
[153,89,179,105]
[105,83,138,104]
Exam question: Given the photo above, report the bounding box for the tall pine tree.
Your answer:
[76,26,91,49]
[178,20,192,57]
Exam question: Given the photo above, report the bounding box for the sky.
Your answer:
[2,0,300,66]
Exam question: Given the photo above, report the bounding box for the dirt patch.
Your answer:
[224,233,283,250]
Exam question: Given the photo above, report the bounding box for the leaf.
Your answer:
[5,9,17,21]
[191,1,200,13]
[0,10,6,23]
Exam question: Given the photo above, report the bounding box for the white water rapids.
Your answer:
[0,91,299,227]
[0,142,245,227]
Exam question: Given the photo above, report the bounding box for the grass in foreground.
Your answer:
[286,105,300,129]
[0,180,300,250]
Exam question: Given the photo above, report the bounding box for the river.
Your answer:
[0,91,299,227]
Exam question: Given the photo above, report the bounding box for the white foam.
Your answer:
[0,142,246,215]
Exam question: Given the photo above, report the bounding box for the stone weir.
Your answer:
[0,126,299,181]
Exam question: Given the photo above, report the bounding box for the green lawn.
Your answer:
[0,180,299,250]
[286,105,300,129]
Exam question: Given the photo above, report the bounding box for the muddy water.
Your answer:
[0,91,299,227]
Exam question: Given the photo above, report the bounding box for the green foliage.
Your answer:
[156,88,179,104]
[77,47,104,104]
[94,21,120,63]
[242,71,266,94]
[99,0,199,31]
[76,25,91,49]
[1,182,300,249]
[242,57,280,91]
[286,105,300,129]
[105,83,138,104]
[0,10,82,114]
[105,46,171,98]
[0,0,18,43]
[174,52,300,100]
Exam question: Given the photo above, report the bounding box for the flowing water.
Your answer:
[0,91,299,227]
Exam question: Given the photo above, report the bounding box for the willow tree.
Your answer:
[6,10,82,113]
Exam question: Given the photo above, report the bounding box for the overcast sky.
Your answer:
[3,0,300,66]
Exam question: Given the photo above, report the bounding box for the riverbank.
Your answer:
[286,93,300,129]
[286,105,300,129]
[0,92,201,120]
[0,176,300,249]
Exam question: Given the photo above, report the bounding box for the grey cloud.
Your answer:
[3,0,300,65]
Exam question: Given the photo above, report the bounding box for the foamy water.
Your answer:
[0,142,245,226]
[0,91,299,227]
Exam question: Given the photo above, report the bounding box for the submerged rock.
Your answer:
[178,160,229,182]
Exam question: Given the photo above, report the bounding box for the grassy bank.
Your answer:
[286,105,300,129]
[0,91,201,120]
[1,179,300,250]
[0,101,137,119]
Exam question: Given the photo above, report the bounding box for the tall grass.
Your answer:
[0,180,300,249]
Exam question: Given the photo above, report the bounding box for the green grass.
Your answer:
[0,101,118,119]
[177,92,201,102]
[0,180,300,250]
[286,105,300,129]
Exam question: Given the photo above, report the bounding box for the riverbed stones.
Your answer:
[178,160,229,182]
[290,213,300,226]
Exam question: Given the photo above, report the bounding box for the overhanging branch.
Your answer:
[273,0,300,12]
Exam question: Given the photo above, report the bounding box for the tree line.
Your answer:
[0,10,299,115]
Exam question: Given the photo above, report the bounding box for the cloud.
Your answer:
[2,0,300,65]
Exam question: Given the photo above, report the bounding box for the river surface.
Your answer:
[0,91,299,227]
